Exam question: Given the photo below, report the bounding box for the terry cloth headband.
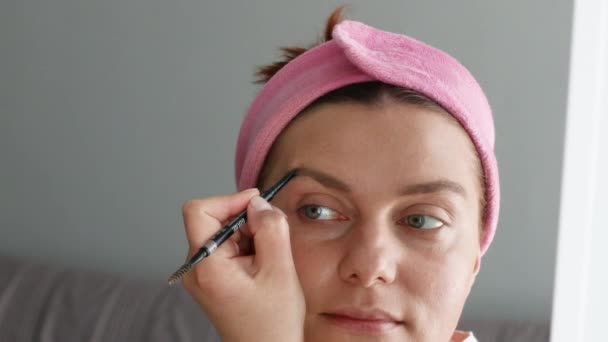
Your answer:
[234,20,500,255]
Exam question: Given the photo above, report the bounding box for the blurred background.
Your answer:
[1,0,573,324]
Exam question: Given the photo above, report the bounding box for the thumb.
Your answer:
[246,195,294,272]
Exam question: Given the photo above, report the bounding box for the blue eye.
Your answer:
[405,214,444,229]
[300,205,340,220]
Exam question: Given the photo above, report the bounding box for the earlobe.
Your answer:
[472,254,481,277]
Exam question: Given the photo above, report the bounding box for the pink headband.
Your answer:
[234,20,500,255]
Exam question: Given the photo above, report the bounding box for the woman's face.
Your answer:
[261,101,482,342]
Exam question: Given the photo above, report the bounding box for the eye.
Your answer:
[403,214,444,229]
[299,204,342,221]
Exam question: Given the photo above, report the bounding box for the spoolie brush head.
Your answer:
[167,262,192,286]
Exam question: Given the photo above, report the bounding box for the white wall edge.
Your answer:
[551,0,608,340]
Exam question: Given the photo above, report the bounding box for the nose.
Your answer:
[337,219,399,287]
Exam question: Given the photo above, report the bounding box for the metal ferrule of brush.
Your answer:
[202,240,218,256]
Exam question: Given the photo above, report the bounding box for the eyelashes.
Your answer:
[400,214,444,229]
[299,204,346,221]
[297,204,446,230]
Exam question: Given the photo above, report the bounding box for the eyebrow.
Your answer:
[295,167,467,198]
[399,179,467,198]
[296,167,351,192]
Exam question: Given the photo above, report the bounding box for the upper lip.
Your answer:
[324,308,402,323]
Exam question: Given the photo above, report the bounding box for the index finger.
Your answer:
[181,188,259,250]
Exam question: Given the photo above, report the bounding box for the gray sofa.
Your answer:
[0,254,550,341]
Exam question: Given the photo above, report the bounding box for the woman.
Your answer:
[180,7,499,342]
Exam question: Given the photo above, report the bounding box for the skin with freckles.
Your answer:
[259,100,483,342]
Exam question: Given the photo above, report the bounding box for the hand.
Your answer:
[181,189,305,342]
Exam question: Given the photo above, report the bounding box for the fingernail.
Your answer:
[242,188,259,196]
[250,195,272,212]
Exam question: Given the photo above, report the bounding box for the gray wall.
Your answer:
[1,0,572,322]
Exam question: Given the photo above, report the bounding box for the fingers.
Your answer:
[246,196,295,272]
[181,190,295,285]
[180,192,301,329]
[181,189,260,296]
[182,188,259,252]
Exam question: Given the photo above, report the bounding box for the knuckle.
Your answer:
[192,269,224,299]
[194,269,208,287]
[181,199,197,215]
[181,272,196,292]
[186,266,211,290]
[183,271,213,300]
[181,199,205,217]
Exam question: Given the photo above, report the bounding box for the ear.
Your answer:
[468,251,481,289]
[472,253,481,278]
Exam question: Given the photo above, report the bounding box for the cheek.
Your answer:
[288,222,349,313]
[289,231,338,294]
[283,204,347,293]
[400,248,476,328]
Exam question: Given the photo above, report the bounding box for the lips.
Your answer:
[322,309,403,334]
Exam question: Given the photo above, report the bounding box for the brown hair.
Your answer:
[254,6,346,84]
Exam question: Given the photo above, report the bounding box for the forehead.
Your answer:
[265,102,479,197]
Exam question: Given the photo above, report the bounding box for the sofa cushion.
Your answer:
[0,255,219,342]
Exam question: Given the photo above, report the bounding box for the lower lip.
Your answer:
[322,314,401,334]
